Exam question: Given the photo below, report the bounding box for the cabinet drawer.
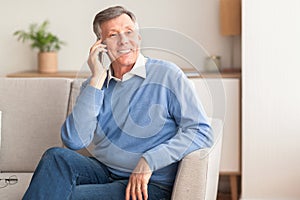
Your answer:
[190,78,240,173]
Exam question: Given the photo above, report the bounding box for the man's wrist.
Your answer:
[90,71,107,89]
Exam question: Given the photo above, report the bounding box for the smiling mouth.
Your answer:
[117,49,131,54]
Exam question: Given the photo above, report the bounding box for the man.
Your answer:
[23,6,213,200]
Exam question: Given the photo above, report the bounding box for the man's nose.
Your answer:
[118,33,129,45]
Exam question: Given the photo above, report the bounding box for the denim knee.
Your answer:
[41,147,73,162]
[43,147,67,157]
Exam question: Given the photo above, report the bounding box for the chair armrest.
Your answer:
[171,148,209,200]
[171,118,223,200]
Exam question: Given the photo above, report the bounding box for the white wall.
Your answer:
[242,0,300,199]
[0,0,241,76]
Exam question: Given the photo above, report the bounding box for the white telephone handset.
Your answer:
[97,40,109,70]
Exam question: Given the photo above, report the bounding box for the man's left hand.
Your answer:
[125,157,152,200]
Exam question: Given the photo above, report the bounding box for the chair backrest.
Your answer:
[67,78,85,116]
[171,118,223,200]
[0,78,72,172]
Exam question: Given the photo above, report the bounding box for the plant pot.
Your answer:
[38,52,58,73]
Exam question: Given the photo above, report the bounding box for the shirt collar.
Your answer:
[106,53,147,87]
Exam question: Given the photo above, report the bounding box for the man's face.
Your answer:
[100,14,141,67]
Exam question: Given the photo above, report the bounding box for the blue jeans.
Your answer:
[23,147,172,200]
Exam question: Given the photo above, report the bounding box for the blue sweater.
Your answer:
[61,57,213,186]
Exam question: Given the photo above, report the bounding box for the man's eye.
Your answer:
[109,33,117,37]
[126,30,133,34]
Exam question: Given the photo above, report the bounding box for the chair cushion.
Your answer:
[0,78,72,172]
[0,173,33,199]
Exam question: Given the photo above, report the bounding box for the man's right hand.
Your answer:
[88,39,108,89]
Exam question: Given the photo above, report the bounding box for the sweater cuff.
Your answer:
[77,85,103,106]
[142,150,169,172]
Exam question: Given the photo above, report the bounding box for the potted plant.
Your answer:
[14,20,65,73]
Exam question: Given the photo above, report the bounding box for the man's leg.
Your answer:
[71,180,127,200]
[23,147,110,200]
[71,180,172,200]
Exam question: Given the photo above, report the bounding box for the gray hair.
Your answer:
[93,6,137,40]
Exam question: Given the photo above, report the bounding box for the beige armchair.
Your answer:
[69,79,224,200]
[0,78,223,200]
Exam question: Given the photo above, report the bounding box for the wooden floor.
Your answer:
[217,193,232,200]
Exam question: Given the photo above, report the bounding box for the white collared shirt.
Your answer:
[106,53,147,87]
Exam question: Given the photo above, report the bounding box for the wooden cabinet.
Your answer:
[191,78,240,173]
[189,76,241,200]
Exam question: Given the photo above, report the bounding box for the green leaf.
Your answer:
[13,20,65,52]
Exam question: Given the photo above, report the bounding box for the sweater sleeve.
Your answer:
[61,80,104,150]
[142,70,213,171]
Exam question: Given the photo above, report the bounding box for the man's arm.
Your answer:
[126,69,213,200]
[143,70,213,171]
[61,81,104,150]
[61,40,107,149]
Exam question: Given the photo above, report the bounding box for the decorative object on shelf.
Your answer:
[14,20,65,73]
[205,55,222,72]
